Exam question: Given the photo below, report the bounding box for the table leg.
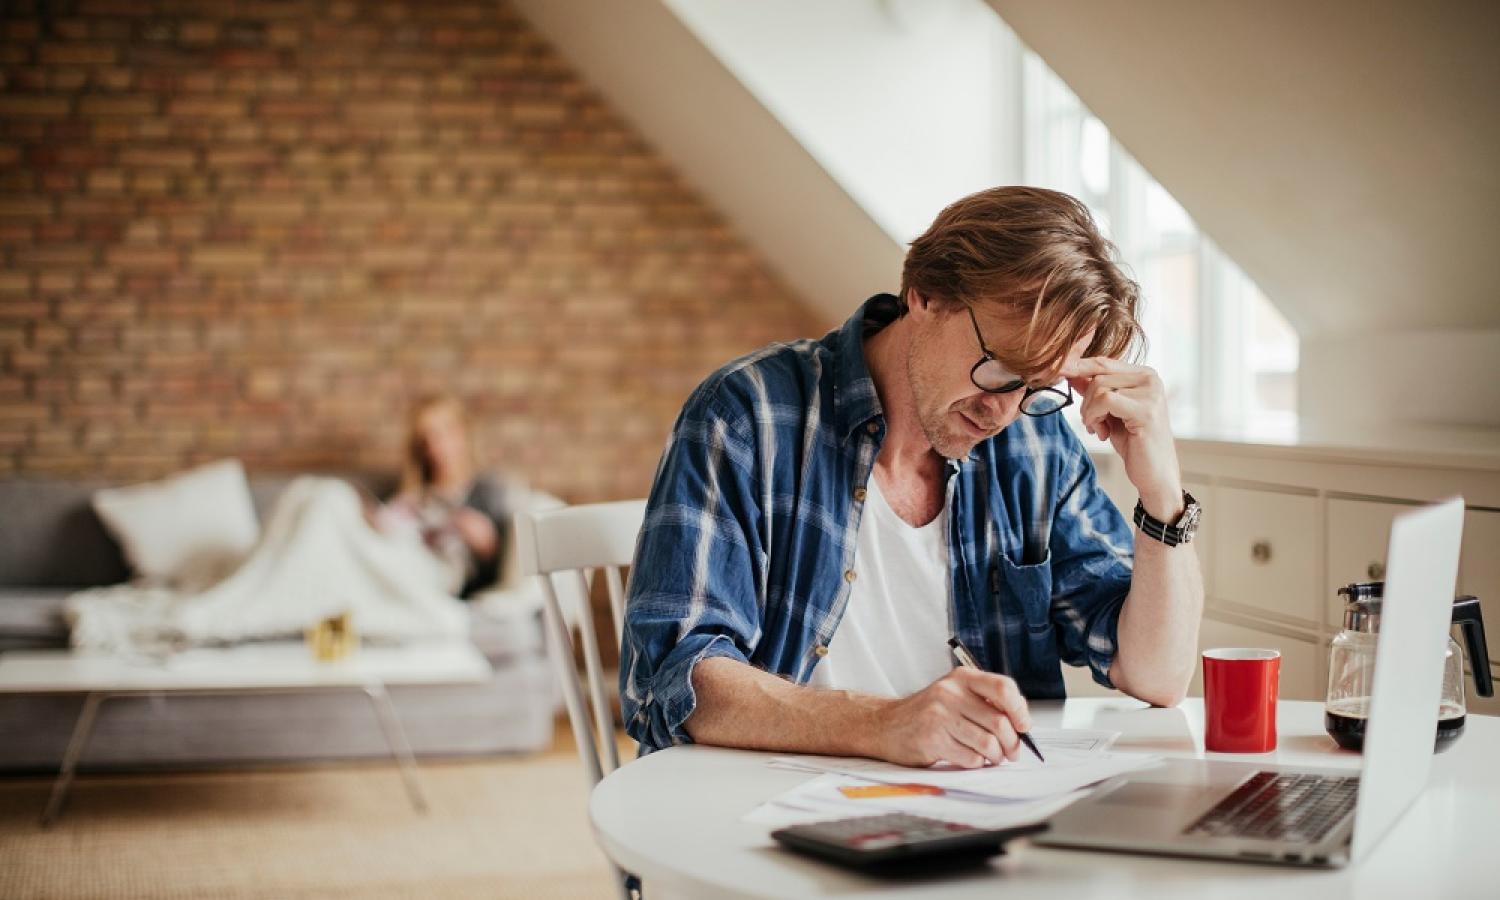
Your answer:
[362,682,428,813]
[41,691,106,827]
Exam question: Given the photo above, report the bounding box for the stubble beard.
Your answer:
[906,344,974,461]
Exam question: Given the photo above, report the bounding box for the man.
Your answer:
[621,186,1204,766]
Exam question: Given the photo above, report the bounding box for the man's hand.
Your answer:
[869,668,1032,768]
[1062,357,1183,521]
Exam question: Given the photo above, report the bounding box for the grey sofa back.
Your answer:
[0,472,394,588]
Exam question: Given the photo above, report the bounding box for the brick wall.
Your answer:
[0,0,826,501]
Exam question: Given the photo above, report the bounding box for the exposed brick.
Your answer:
[119,146,197,168]
[38,44,117,66]
[178,22,221,45]
[0,196,52,218]
[405,197,477,220]
[345,100,419,121]
[106,246,179,270]
[214,49,280,69]
[0,0,822,493]
[92,120,134,142]
[86,169,126,194]
[231,196,306,221]
[0,96,70,118]
[189,246,267,271]
[78,95,158,118]
[168,96,248,119]
[14,245,94,267]
[205,146,275,168]
[36,272,78,294]
[129,170,172,194]
[358,246,431,270]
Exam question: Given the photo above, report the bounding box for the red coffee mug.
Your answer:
[1202,648,1280,753]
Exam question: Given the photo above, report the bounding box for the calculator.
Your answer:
[771,812,1049,870]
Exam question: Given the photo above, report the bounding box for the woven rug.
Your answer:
[0,748,617,899]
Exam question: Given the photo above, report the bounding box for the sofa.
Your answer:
[0,472,560,772]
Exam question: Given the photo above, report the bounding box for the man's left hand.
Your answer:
[1061,357,1183,521]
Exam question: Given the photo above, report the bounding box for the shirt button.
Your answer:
[844,569,857,583]
[853,487,867,502]
[814,644,830,657]
[866,422,878,434]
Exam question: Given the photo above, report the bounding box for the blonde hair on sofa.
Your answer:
[399,393,480,497]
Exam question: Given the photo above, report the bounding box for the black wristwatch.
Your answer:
[1133,491,1201,547]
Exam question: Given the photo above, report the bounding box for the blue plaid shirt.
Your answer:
[621,294,1135,753]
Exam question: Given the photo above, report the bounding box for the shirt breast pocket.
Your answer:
[994,552,1065,694]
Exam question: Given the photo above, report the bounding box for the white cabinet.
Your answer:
[1085,431,1500,713]
[1325,497,1415,627]
[1189,613,1324,703]
[1214,485,1321,626]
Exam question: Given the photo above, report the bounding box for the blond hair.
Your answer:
[900,186,1144,376]
[399,394,477,496]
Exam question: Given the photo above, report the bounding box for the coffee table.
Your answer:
[0,641,493,826]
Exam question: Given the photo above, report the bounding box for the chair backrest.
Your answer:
[515,499,647,787]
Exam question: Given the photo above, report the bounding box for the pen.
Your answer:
[947,635,1046,764]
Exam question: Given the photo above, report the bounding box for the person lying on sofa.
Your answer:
[67,396,518,653]
[373,394,514,599]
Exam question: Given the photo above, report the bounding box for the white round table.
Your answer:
[591,698,1500,898]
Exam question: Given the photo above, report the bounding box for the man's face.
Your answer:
[905,298,1093,459]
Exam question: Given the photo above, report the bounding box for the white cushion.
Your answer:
[92,459,260,589]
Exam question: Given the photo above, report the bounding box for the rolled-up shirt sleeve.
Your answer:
[1047,435,1136,689]
[620,389,767,754]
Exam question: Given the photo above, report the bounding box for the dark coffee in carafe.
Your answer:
[1324,698,1466,752]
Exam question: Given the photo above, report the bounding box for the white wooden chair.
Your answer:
[516,499,647,900]
[515,497,646,779]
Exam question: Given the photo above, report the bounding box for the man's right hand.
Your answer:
[868,668,1032,768]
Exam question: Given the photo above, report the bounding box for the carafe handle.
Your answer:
[1453,596,1493,698]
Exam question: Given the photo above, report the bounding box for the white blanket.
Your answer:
[66,477,470,654]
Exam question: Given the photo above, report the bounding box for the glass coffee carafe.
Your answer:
[1324,582,1493,752]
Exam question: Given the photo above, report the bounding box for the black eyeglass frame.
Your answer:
[965,305,1074,417]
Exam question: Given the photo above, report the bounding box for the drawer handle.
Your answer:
[1250,540,1272,564]
[1367,560,1385,580]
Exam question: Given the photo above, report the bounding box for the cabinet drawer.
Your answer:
[1188,614,1323,702]
[1192,616,1323,702]
[1325,502,1498,669]
[1326,497,1416,627]
[1214,486,1320,624]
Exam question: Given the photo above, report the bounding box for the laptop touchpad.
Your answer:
[1097,781,1204,807]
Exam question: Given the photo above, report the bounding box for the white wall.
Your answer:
[512,0,903,326]
[1301,330,1500,430]
[667,0,1021,242]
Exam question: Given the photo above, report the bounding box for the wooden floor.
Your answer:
[0,719,632,899]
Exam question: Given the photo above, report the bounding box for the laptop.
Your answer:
[1034,496,1465,868]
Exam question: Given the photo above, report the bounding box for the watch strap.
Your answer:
[1133,491,1198,547]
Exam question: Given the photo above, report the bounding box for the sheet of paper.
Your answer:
[743,772,1093,830]
[1030,727,1120,754]
[769,747,1160,802]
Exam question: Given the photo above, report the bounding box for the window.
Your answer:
[1021,53,1297,437]
[667,0,1298,436]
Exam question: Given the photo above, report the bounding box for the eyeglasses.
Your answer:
[965,305,1074,417]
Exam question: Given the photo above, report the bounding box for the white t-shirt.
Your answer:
[807,474,955,697]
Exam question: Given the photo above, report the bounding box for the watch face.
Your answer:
[1177,503,1202,537]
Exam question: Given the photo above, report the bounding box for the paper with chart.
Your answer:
[744,727,1153,828]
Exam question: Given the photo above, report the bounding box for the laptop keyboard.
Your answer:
[1183,771,1359,843]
